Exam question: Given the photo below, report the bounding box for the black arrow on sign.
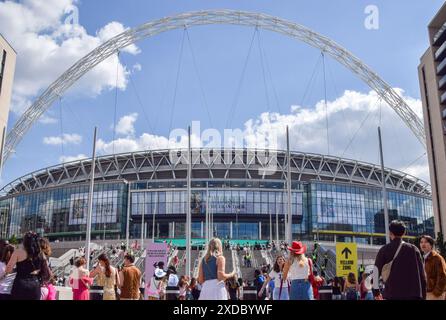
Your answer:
[342,247,352,259]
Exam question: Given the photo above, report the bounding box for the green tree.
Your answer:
[8,234,18,245]
[436,232,446,258]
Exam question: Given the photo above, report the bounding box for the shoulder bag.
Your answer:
[381,241,404,283]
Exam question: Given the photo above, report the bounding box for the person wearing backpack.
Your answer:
[373,220,426,300]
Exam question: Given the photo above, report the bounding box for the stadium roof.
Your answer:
[0,149,431,197]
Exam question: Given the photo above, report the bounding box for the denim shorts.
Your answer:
[289,279,313,300]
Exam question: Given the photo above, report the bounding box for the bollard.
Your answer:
[165,286,180,300]
[319,286,333,301]
[242,286,258,301]
[89,285,104,301]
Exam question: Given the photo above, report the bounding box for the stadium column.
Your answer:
[201,221,204,238]
[259,222,262,240]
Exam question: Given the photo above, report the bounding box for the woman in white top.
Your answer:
[283,241,314,300]
[258,255,289,300]
[0,245,16,300]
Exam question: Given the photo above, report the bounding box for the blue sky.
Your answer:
[0,0,444,187]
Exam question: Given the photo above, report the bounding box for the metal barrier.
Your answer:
[165,286,180,300]
[89,285,104,300]
[318,286,333,300]
[242,286,258,300]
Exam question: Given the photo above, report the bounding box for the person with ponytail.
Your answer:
[198,238,235,300]
[90,253,120,300]
[38,236,54,299]
[6,231,50,300]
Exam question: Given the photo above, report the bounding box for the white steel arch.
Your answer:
[3,9,427,163]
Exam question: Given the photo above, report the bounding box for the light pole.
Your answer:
[141,193,145,249]
[276,208,279,246]
[85,127,97,270]
[186,126,192,277]
[286,126,292,244]
[126,184,131,251]
[152,192,158,243]
[378,127,390,244]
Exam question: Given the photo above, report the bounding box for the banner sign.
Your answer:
[144,242,169,300]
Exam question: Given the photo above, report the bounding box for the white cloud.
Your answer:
[93,89,430,182]
[43,133,82,146]
[59,154,88,163]
[0,0,140,116]
[115,113,138,136]
[97,22,140,55]
[39,115,58,125]
[404,164,430,181]
[132,63,142,72]
[96,132,204,155]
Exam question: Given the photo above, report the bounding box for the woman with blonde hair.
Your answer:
[198,238,235,300]
[283,241,314,300]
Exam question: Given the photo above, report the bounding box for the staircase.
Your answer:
[174,250,200,278]
[237,250,256,283]
[311,243,336,280]
[223,250,233,274]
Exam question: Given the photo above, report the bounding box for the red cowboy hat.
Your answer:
[288,241,307,255]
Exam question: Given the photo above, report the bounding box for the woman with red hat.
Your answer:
[283,241,314,300]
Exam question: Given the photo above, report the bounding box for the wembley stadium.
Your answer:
[0,148,434,245]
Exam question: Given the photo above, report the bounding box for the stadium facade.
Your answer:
[0,149,434,245]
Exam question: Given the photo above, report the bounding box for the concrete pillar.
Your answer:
[259,222,262,240]
[230,221,233,239]
[201,221,204,238]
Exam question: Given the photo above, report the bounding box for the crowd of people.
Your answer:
[0,232,55,300]
[1,219,446,300]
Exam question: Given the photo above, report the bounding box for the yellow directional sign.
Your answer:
[336,243,358,279]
